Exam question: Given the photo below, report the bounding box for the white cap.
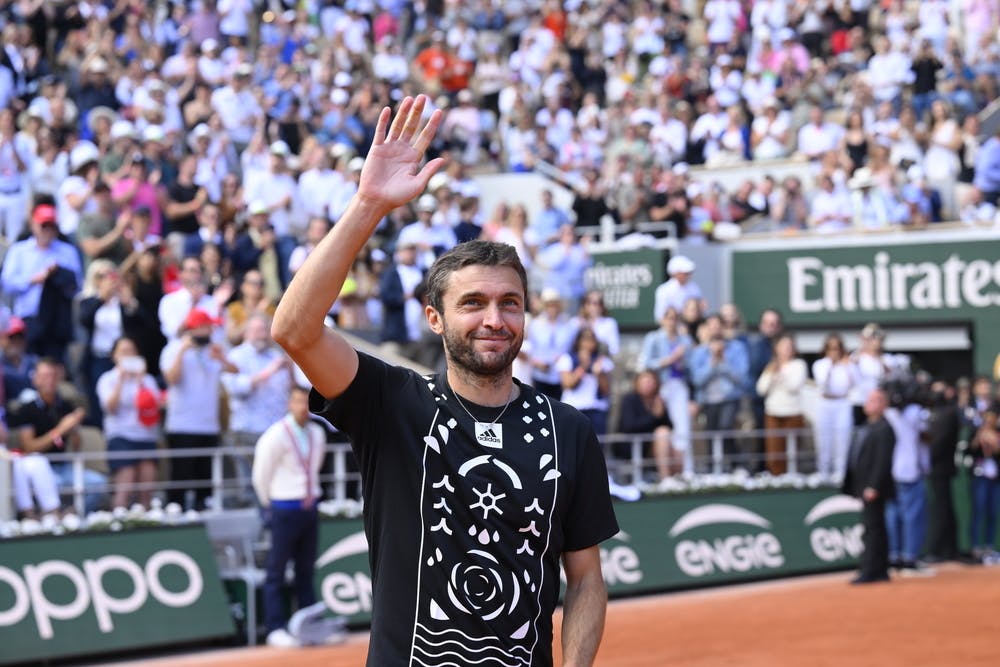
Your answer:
[334,72,353,88]
[235,62,254,77]
[248,200,269,216]
[329,88,350,105]
[667,255,696,275]
[416,194,437,212]
[110,119,136,141]
[87,58,109,73]
[269,140,291,157]
[70,142,100,172]
[142,124,166,143]
[347,156,365,172]
[427,173,451,192]
[201,38,219,53]
[539,288,563,304]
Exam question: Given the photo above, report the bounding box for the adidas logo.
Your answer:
[474,422,503,448]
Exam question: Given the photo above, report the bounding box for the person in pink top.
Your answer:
[111,152,166,237]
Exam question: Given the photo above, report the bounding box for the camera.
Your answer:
[191,335,212,347]
[120,356,146,375]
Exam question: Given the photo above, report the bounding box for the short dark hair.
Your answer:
[425,240,528,312]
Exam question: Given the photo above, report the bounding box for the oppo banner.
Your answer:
[0,525,235,665]
[314,489,862,625]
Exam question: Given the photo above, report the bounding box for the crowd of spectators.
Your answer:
[1,1,999,528]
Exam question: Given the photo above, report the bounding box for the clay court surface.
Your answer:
[107,564,1000,666]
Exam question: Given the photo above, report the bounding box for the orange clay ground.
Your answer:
[105,563,1000,666]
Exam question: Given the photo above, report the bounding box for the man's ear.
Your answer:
[425,304,444,335]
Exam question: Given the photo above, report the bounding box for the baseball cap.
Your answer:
[183,309,221,330]
[136,386,161,427]
[6,316,26,336]
[667,255,696,275]
[416,194,437,212]
[248,200,270,216]
[540,287,563,303]
[269,140,291,157]
[32,205,58,226]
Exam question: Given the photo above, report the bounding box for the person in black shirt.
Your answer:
[842,388,896,584]
[8,358,107,512]
[924,380,960,562]
[618,370,674,481]
[274,96,617,667]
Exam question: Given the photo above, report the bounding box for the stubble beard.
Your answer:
[441,323,522,384]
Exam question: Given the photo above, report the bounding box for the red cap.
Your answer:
[6,316,26,336]
[32,205,58,226]
[182,308,221,330]
[136,387,161,427]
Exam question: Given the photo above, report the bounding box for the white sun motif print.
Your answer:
[410,379,563,666]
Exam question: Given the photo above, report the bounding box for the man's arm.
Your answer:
[561,545,607,667]
[272,95,444,399]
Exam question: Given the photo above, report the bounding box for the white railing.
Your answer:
[2,428,817,517]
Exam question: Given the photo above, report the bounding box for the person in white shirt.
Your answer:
[97,336,162,509]
[218,0,254,42]
[689,95,728,164]
[654,255,706,322]
[0,107,31,242]
[812,334,857,483]
[796,104,845,161]
[750,98,790,160]
[395,194,457,270]
[809,174,853,233]
[160,308,238,509]
[755,334,807,476]
[210,64,262,147]
[298,146,344,220]
[252,386,327,648]
[158,256,226,341]
[224,314,294,451]
[557,327,614,436]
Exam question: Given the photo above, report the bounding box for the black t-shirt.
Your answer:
[312,352,618,666]
[167,182,200,236]
[9,393,75,455]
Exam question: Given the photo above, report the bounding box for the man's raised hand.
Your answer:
[357,95,446,214]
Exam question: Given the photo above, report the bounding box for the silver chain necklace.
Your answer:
[451,385,516,426]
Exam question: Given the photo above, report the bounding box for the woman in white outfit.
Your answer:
[812,333,856,482]
[849,323,890,426]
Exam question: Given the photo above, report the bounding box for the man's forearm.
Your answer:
[273,194,386,350]
[561,570,607,667]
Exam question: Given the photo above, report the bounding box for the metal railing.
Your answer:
[601,427,815,487]
[2,427,816,518]
[1,442,362,518]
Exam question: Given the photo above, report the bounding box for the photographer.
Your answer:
[160,308,237,509]
[883,374,932,575]
[924,380,960,562]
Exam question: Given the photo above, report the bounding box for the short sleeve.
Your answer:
[562,426,619,552]
[555,354,573,373]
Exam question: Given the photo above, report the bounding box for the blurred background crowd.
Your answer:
[0,0,998,561]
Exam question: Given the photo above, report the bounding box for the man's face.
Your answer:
[430,265,525,379]
[33,363,60,397]
[245,317,271,350]
[180,259,204,289]
[288,389,310,423]
[864,389,887,418]
[760,311,782,338]
[33,221,58,246]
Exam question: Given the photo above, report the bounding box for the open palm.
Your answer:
[357,95,447,213]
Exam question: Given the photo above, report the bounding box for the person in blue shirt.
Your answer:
[689,314,750,472]
[973,129,1000,206]
[0,204,82,365]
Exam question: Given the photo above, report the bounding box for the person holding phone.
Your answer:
[160,308,238,509]
[97,337,163,509]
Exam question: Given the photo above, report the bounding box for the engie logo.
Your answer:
[560,531,643,587]
[316,531,371,617]
[669,504,785,577]
[0,550,203,639]
[804,495,863,562]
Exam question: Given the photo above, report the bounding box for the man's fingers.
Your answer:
[400,95,427,142]
[386,96,414,142]
[413,108,444,156]
[372,106,392,146]
[414,156,448,189]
